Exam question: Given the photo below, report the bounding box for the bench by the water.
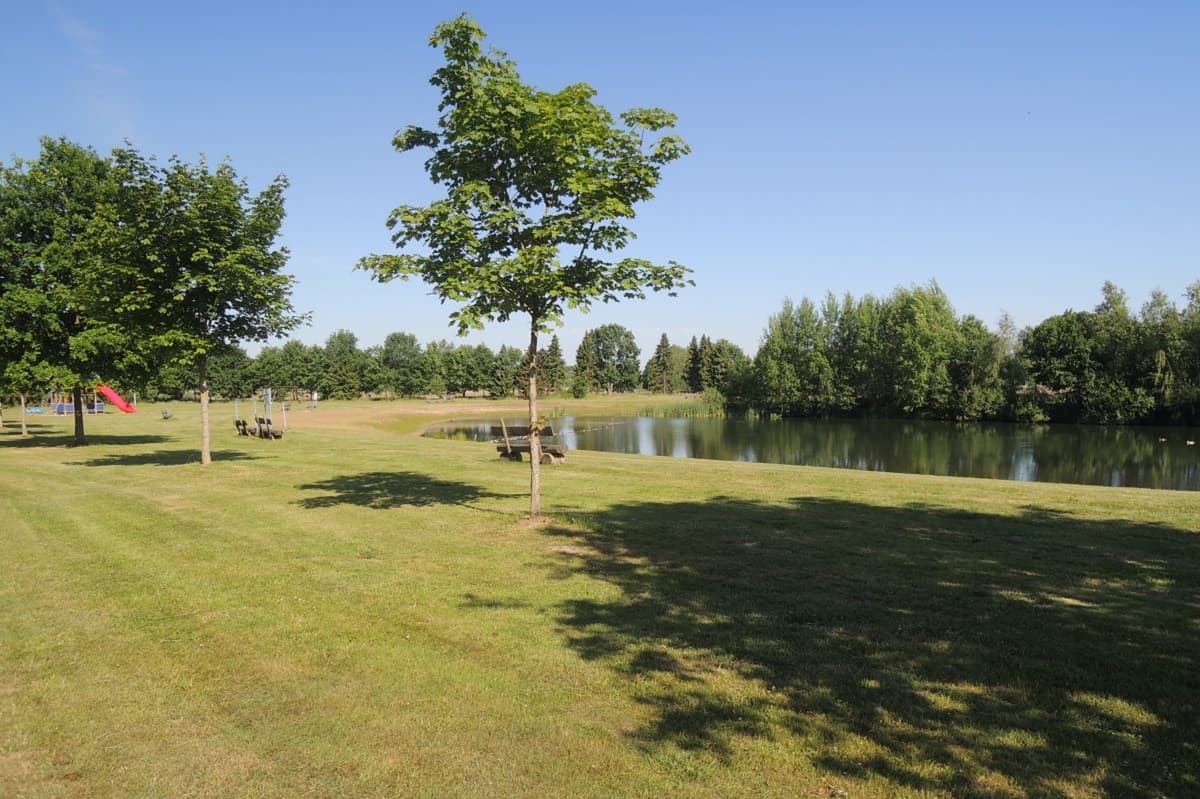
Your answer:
[493,419,566,464]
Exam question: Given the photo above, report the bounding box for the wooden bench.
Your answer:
[256,416,284,439]
[237,417,283,439]
[493,419,566,464]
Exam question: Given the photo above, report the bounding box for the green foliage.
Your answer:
[537,335,567,395]
[356,15,691,340]
[752,284,1003,421]
[576,324,641,393]
[101,146,306,363]
[643,333,676,393]
[355,14,689,514]
[570,368,589,398]
[380,332,425,397]
[685,336,702,392]
[490,345,524,399]
[0,138,123,441]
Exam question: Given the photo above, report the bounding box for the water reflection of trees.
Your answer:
[429,416,1200,490]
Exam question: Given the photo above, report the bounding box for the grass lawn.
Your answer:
[1,398,1197,798]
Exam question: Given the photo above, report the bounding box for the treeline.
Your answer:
[144,322,750,404]
[742,281,1200,425]
[143,331,569,401]
[137,278,1200,427]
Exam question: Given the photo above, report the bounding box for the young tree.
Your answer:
[357,15,690,516]
[0,357,71,437]
[100,146,305,463]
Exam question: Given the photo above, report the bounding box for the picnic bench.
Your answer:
[493,419,566,464]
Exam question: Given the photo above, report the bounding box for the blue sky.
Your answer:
[4,1,1197,361]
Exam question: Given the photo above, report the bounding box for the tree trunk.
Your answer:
[72,385,85,444]
[527,323,541,518]
[199,355,212,465]
[19,393,29,438]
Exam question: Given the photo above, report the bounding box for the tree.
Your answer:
[643,333,675,393]
[491,345,524,398]
[320,330,364,399]
[380,332,425,396]
[206,344,254,399]
[947,316,1004,420]
[701,338,748,395]
[278,340,323,399]
[0,137,122,444]
[100,146,305,464]
[356,15,690,516]
[753,299,836,416]
[685,336,703,392]
[577,324,641,393]
[538,335,567,395]
[1021,311,1094,421]
[422,340,455,397]
[0,357,71,438]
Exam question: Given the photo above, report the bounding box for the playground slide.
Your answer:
[96,384,136,413]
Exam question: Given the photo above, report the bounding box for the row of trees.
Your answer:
[0,137,303,459]
[136,324,738,402]
[142,331,571,402]
[744,281,1200,425]
[127,276,1200,429]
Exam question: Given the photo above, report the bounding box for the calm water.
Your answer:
[426,415,1200,491]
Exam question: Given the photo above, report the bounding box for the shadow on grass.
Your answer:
[295,470,520,511]
[1,432,171,449]
[72,448,257,466]
[543,496,1200,797]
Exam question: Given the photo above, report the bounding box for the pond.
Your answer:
[425,415,1200,491]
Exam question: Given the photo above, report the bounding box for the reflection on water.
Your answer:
[425,416,1200,491]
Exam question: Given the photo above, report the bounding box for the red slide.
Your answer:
[96,384,137,413]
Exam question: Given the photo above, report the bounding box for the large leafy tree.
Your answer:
[357,15,690,516]
[98,146,305,464]
[0,138,125,443]
[380,331,425,397]
[576,324,641,394]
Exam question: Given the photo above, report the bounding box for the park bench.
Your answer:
[255,416,284,439]
[236,417,283,439]
[493,419,566,464]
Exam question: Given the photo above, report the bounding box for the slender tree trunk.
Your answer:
[199,355,212,465]
[72,385,85,444]
[19,393,29,438]
[527,322,541,518]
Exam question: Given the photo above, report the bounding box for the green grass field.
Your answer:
[2,399,1197,798]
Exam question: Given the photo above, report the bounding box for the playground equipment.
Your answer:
[96,385,136,413]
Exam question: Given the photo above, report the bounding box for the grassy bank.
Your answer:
[1,400,1197,798]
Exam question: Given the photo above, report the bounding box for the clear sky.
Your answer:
[4,1,1197,361]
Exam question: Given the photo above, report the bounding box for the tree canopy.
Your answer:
[0,138,122,442]
[98,147,305,463]
[356,14,690,516]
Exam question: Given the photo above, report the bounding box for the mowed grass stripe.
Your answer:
[3,399,1199,797]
